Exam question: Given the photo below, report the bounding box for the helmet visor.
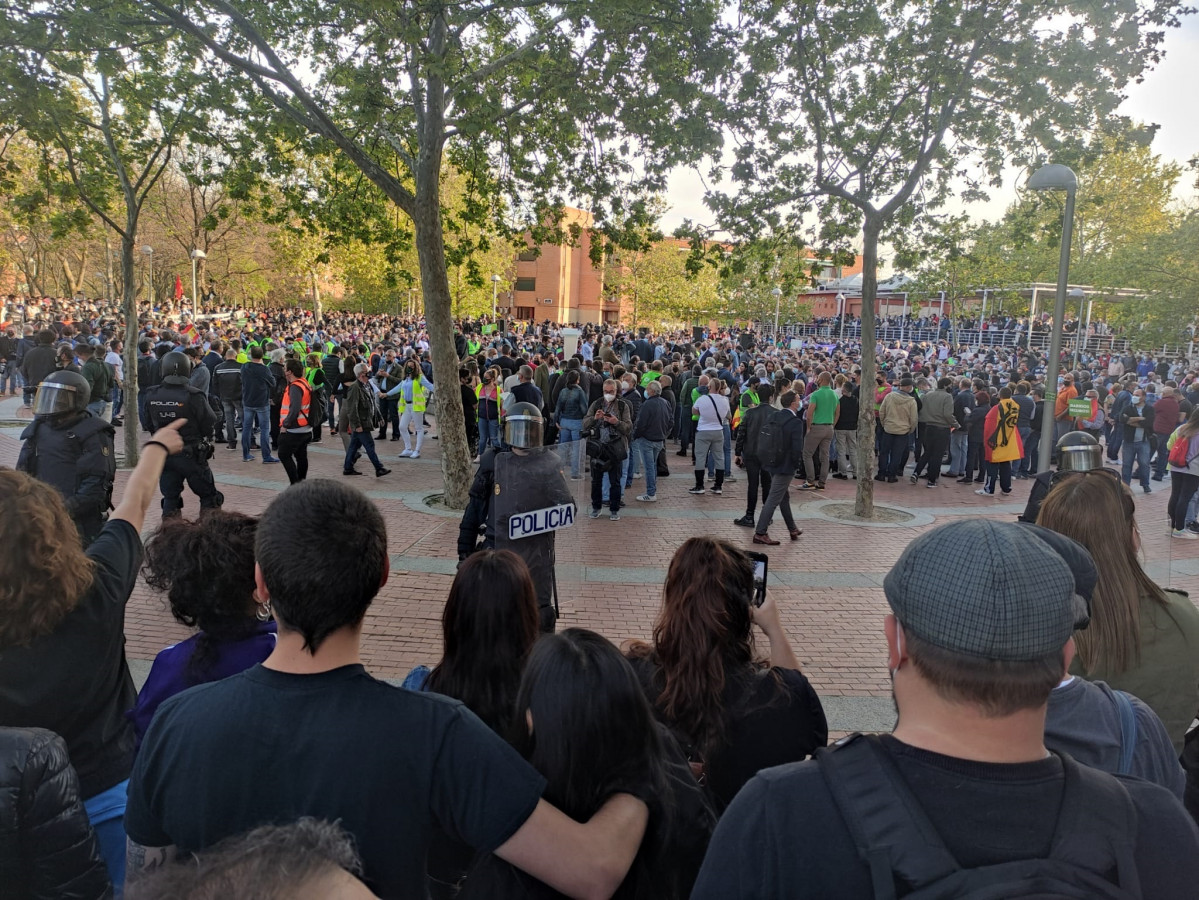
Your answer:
[504,416,544,449]
[33,380,89,416]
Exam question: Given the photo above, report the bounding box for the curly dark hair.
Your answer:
[0,470,95,649]
[142,510,260,681]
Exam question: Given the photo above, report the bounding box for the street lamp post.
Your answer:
[1028,163,1079,472]
[491,274,501,318]
[837,292,846,342]
[772,286,783,342]
[1069,288,1087,370]
[141,246,154,307]
[189,248,206,319]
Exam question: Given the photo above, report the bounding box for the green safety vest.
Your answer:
[236,350,248,363]
[467,340,480,356]
[640,371,662,387]
[398,379,427,413]
[740,388,759,409]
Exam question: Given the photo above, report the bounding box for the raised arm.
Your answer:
[111,420,185,533]
[751,591,803,672]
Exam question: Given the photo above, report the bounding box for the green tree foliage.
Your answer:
[708,0,1190,516]
[605,239,721,327]
[118,0,726,507]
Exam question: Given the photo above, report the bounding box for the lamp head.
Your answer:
[1028,164,1078,192]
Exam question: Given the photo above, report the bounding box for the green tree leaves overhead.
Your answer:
[709,0,1191,517]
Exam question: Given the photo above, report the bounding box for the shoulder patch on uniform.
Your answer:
[102,445,110,455]
[494,484,501,495]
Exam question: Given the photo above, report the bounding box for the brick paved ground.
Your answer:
[4,396,1197,729]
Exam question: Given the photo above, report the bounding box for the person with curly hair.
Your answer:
[624,536,827,811]
[129,510,276,747]
[0,419,187,889]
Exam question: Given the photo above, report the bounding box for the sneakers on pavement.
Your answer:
[1172,529,1199,540]
[798,482,817,491]
[733,515,755,527]
[610,511,620,521]
[399,450,413,458]
[635,494,657,502]
[589,508,601,518]
[710,487,723,495]
[975,488,994,496]
[688,486,706,495]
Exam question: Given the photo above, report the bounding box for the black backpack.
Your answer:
[817,734,1142,900]
[757,410,790,469]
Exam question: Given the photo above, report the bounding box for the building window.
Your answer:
[603,310,620,324]
[517,250,539,262]
[515,277,536,292]
[515,306,535,319]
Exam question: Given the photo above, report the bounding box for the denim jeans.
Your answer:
[222,399,243,445]
[948,431,968,475]
[0,363,20,394]
[1017,426,1032,475]
[1121,439,1150,489]
[86,399,108,421]
[478,417,500,455]
[242,405,274,458]
[558,418,584,477]
[1153,435,1172,479]
[345,428,385,473]
[633,437,663,496]
[111,386,123,418]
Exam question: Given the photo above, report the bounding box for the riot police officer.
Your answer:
[1018,430,1104,525]
[17,370,116,546]
[143,350,223,516]
[457,402,575,632]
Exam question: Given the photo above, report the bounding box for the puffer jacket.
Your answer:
[0,727,111,899]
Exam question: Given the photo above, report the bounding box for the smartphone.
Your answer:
[747,551,768,607]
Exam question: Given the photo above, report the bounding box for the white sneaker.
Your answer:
[411,451,421,459]
[1172,529,1199,540]
[636,494,657,502]
[975,488,994,496]
[399,450,413,458]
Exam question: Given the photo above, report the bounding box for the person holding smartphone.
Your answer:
[624,537,828,812]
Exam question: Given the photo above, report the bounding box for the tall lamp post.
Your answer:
[189,248,206,319]
[837,292,846,342]
[1028,163,1079,472]
[1069,287,1087,370]
[491,274,501,317]
[141,246,154,307]
[772,286,783,342]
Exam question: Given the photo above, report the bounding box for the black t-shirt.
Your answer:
[835,389,859,430]
[628,658,828,811]
[692,735,1199,899]
[0,519,141,798]
[125,664,546,900]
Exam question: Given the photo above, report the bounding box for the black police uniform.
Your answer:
[457,446,575,633]
[144,376,223,515]
[17,411,116,546]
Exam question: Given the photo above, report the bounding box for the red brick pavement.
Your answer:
[3,409,1195,700]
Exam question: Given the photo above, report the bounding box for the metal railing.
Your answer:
[776,323,1195,360]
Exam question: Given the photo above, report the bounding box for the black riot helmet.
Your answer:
[503,401,544,449]
[32,370,91,417]
[160,350,191,381]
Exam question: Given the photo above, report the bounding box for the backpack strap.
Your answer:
[1045,752,1143,899]
[1112,690,1138,777]
[816,734,960,900]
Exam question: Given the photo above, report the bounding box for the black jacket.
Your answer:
[736,403,774,462]
[213,359,243,402]
[1120,402,1155,443]
[632,395,672,442]
[765,408,805,476]
[19,343,57,388]
[0,727,111,900]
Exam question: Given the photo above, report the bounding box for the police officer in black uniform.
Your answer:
[143,350,223,516]
[457,402,575,633]
[17,370,116,546]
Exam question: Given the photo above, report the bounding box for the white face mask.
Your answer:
[723,388,731,395]
[604,392,616,403]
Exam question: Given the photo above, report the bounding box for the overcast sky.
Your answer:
[658,16,1199,238]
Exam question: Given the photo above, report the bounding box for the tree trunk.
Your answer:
[120,233,140,467]
[854,216,882,518]
[414,148,471,509]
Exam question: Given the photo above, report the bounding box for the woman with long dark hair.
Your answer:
[1166,407,1199,537]
[404,550,539,733]
[624,537,827,811]
[462,629,714,899]
[131,510,275,745]
[402,550,540,898]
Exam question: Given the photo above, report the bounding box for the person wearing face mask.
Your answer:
[619,374,644,490]
[1119,388,1155,494]
[583,379,632,520]
[476,366,503,460]
[387,358,435,459]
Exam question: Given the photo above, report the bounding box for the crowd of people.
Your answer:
[3,290,1199,898]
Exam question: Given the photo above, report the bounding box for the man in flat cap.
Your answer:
[693,519,1199,899]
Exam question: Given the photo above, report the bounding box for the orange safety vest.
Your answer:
[280,377,312,428]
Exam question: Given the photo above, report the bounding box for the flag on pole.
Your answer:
[174,275,184,301]
[181,322,198,344]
